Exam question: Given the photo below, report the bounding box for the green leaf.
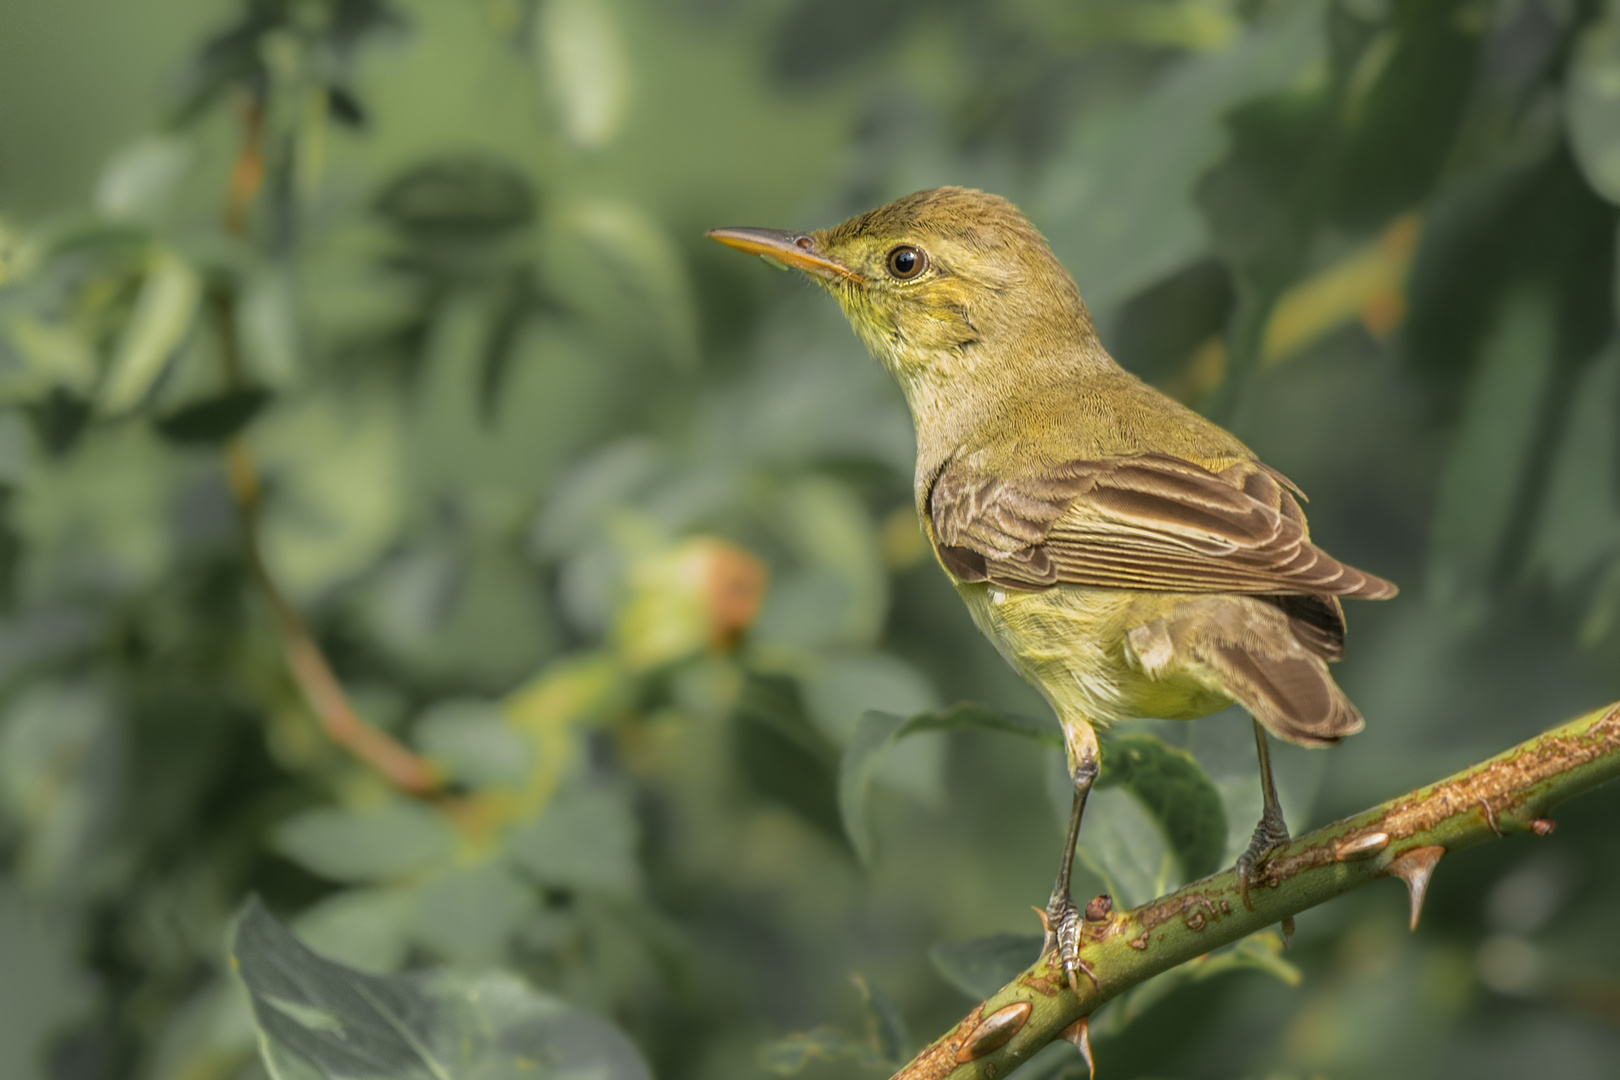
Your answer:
[1429,288,1556,618]
[928,933,1044,1000]
[731,670,845,839]
[410,860,539,965]
[292,888,415,974]
[800,653,942,806]
[1570,5,1620,205]
[1096,733,1228,882]
[0,886,96,1080]
[838,710,907,867]
[760,1027,881,1076]
[1074,784,1175,910]
[854,974,909,1065]
[0,681,119,892]
[153,387,271,444]
[2,315,98,400]
[1089,930,1299,1039]
[255,392,406,600]
[94,136,192,223]
[840,703,1059,866]
[549,200,698,369]
[228,898,652,1080]
[374,155,536,237]
[535,0,631,148]
[413,698,534,789]
[1034,0,1325,317]
[98,248,200,415]
[753,476,886,648]
[506,784,640,895]
[272,800,458,884]
[1529,346,1620,595]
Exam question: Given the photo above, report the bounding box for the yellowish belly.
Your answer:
[955,580,1231,728]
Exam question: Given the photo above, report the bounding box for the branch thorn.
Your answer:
[1060,1016,1095,1079]
[1530,817,1556,836]
[1383,845,1444,931]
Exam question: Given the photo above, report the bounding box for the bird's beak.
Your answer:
[705,227,862,283]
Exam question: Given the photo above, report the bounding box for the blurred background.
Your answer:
[2,0,1619,1078]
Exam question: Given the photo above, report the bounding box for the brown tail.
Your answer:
[1204,644,1364,747]
[1166,594,1366,747]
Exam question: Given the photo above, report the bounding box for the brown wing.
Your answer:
[929,452,1397,600]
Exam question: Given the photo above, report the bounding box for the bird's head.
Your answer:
[708,187,1098,401]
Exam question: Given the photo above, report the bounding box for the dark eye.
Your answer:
[886,245,926,280]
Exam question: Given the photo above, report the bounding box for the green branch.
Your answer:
[892,699,1620,1080]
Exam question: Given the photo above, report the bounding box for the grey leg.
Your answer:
[1236,718,1290,909]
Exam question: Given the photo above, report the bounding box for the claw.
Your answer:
[1060,1015,1095,1079]
[1043,897,1096,999]
[1065,953,1099,998]
[1236,807,1290,910]
[1384,845,1444,931]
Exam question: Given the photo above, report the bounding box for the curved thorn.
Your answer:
[1060,1016,1095,1079]
[1384,845,1445,931]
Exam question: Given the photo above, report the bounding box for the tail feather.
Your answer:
[1205,644,1364,747]
[1263,594,1346,661]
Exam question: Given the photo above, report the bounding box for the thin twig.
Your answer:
[893,700,1620,1080]
[216,94,440,796]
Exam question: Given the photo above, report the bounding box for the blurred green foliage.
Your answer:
[2,1,1620,1078]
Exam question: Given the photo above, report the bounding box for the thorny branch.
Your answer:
[893,699,1620,1080]
[217,96,441,796]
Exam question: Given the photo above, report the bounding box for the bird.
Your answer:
[707,186,1396,974]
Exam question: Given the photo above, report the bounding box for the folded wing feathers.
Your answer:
[932,452,1398,600]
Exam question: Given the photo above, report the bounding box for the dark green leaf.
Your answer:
[1089,930,1298,1039]
[22,389,90,457]
[855,975,909,1065]
[375,156,536,237]
[840,703,1059,865]
[1096,733,1227,882]
[228,898,652,1080]
[506,784,640,895]
[271,800,457,884]
[927,933,1043,1000]
[760,1027,884,1076]
[327,85,368,129]
[733,671,844,840]
[154,387,271,444]
[837,710,905,867]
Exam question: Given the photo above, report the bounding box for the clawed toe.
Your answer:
[1236,808,1290,909]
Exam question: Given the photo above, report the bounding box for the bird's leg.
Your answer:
[1043,720,1100,984]
[1237,718,1290,909]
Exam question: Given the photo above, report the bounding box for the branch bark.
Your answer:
[893,699,1620,1080]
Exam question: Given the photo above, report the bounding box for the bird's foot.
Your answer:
[1037,895,1096,1000]
[1236,804,1290,910]
[1039,893,1078,958]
